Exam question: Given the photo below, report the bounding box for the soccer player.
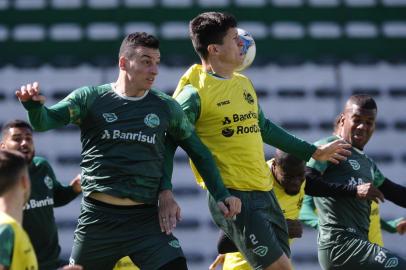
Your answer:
[16,32,241,270]
[0,120,82,270]
[0,149,37,270]
[300,195,406,246]
[168,11,351,270]
[306,94,406,269]
[209,149,385,270]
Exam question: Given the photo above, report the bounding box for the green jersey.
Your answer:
[307,135,385,249]
[0,224,13,267]
[23,156,77,270]
[22,84,211,204]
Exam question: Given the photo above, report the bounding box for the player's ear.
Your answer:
[118,56,127,70]
[207,44,218,55]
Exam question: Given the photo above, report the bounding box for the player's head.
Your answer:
[0,149,30,204]
[189,12,243,66]
[1,120,35,163]
[336,94,377,150]
[272,149,305,195]
[118,32,160,91]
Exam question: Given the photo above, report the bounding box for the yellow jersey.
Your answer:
[113,256,139,270]
[174,64,272,191]
[368,201,384,246]
[0,211,38,270]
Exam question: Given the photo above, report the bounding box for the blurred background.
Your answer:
[1,0,406,269]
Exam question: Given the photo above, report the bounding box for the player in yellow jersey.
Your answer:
[164,11,353,270]
[209,149,384,270]
[113,256,140,270]
[0,149,37,270]
[0,150,82,270]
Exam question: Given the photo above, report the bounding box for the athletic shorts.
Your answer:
[208,189,290,270]
[70,197,185,270]
[318,233,406,270]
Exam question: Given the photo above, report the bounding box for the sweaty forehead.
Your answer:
[134,47,160,59]
[346,104,376,119]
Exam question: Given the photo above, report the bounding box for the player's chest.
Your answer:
[330,153,374,185]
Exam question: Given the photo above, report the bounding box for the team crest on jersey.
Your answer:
[102,113,118,123]
[385,257,399,268]
[168,240,181,248]
[44,175,53,189]
[144,113,160,128]
[348,159,360,170]
[252,246,268,257]
[243,90,255,104]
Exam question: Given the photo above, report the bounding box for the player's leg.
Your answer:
[69,197,125,269]
[208,189,292,270]
[124,205,186,270]
[318,236,406,270]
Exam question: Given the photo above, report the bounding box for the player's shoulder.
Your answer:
[32,156,49,166]
[313,135,339,146]
[67,84,112,98]
[149,89,180,110]
[0,223,14,238]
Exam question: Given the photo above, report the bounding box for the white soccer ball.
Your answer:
[236,28,256,72]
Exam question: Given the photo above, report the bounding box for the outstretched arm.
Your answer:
[379,178,406,208]
[299,195,319,230]
[17,82,72,131]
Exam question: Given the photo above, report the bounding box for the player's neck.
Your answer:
[203,59,234,79]
[114,76,147,97]
[0,198,23,224]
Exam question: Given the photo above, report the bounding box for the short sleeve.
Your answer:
[0,224,14,267]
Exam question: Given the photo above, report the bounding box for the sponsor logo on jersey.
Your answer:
[222,127,235,137]
[24,196,54,210]
[101,130,156,144]
[348,159,360,170]
[222,117,232,125]
[102,113,118,123]
[144,113,160,128]
[243,90,255,104]
[44,175,53,189]
[217,100,230,107]
[252,246,268,257]
[385,257,399,268]
[233,111,257,122]
[168,240,181,248]
[348,177,365,186]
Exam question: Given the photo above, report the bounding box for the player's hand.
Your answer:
[286,219,303,239]
[158,190,181,235]
[70,174,82,194]
[16,81,46,103]
[209,254,225,270]
[218,196,241,219]
[356,183,384,203]
[396,219,406,235]
[312,139,352,164]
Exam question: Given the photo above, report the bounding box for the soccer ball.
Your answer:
[236,28,256,72]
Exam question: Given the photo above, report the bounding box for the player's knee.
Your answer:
[158,257,188,270]
[264,253,292,270]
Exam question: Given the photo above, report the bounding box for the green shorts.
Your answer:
[70,197,185,270]
[318,233,406,270]
[208,189,290,269]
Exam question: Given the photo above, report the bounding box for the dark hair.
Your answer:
[274,149,305,172]
[189,12,237,59]
[1,120,33,138]
[347,94,377,111]
[119,32,160,59]
[0,150,27,196]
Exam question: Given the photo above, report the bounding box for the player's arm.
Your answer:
[0,224,14,270]
[380,218,405,234]
[378,178,406,208]
[53,174,81,207]
[258,106,350,163]
[299,195,319,230]
[17,82,89,131]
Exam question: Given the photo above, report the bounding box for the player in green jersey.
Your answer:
[306,94,406,269]
[1,120,81,270]
[16,32,241,270]
[166,11,352,270]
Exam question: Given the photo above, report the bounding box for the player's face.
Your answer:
[216,27,244,68]
[339,104,376,150]
[125,46,160,91]
[274,164,305,196]
[0,127,35,163]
